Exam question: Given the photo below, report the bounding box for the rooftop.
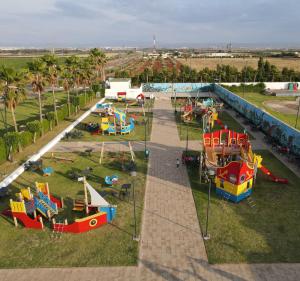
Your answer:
[109,78,131,83]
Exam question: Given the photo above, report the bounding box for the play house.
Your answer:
[202,129,288,202]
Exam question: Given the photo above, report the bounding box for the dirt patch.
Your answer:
[263,100,299,115]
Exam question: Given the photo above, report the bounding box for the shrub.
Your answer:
[46,112,56,130]
[0,138,7,163]
[26,120,42,143]
[20,131,33,147]
[4,132,21,160]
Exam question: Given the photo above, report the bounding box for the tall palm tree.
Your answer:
[27,59,46,134]
[0,66,26,132]
[79,58,92,104]
[89,48,107,82]
[41,55,59,125]
[60,67,73,117]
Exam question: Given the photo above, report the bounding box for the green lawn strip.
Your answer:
[175,111,254,141]
[234,92,300,130]
[187,149,300,264]
[0,91,69,135]
[0,151,148,268]
[69,112,153,142]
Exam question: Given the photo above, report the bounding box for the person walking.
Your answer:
[176,158,180,168]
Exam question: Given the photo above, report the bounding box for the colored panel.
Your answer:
[216,187,252,203]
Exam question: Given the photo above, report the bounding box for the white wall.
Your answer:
[0,98,105,190]
[221,82,299,90]
[109,81,131,90]
[105,86,143,100]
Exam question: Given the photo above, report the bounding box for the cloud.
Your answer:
[0,0,299,47]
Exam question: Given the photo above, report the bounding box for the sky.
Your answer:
[0,0,299,48]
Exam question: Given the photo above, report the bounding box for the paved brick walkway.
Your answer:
[1,98,300,281]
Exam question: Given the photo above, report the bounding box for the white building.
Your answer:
[105,78,143,100]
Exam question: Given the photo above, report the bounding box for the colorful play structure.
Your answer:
[202,129,288,202]
[100,107,135,135]
[181,98,222,131]
[3,179,116,233]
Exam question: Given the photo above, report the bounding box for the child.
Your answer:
[176,158,180,168]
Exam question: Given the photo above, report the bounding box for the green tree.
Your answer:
[27,59,46,134]
[0,66,26,133]
[41,55,60,125]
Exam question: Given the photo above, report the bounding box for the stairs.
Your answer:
[52,222,64,239]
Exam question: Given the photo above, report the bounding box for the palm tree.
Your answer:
[79,58,92,104]
[89,48,107,82]
[41,55,59,125]
[0,66,26,132]
[60,67,73,117]
[27,59,46,134]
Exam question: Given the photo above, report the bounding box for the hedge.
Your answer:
[0,90,97,163]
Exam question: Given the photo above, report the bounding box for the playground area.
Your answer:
[0,151,148,268]
[187,149,300,263]
[70,111,153,142]
[173,97,253,140]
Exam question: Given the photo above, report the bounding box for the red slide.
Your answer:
[216,118,225,129]
[2,210,43,229]
[260,165,289,184]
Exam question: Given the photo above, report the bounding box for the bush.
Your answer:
[20,131,33,147]
[42,119,51,134]
[223,83,266,94]
[4,132,21,159]
[0,138,7,163]
[26,120,42,143]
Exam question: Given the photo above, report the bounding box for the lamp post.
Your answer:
[174,90,177,113]
[144,117,149,158]
[130,168,139,241]
[203,169,216,240]
[295,97,300,129]
[185,124,189,152]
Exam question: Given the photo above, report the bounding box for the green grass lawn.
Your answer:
[234,92,300,130]
[187,150,300,264]
[0,56,68,70]
[0,90,70,136]
[0,151,148,268]
[69,112,153,142]
[175,110,253,141]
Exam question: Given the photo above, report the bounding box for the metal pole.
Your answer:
[199,153,203,184]
[132,178,138,240]
[204,178,212,240]
[186,124,189,152]
[144,118,147,152]
[295,97,300,128]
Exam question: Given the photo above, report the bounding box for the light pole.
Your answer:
[144,117,149,158]
[185,124,189,152]
[130,168,139,241]
[295,97,300,129]
[203,169,216,240]
[174,90,177,113]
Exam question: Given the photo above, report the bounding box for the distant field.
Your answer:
[179,57,300,71]
[0,53,118,70]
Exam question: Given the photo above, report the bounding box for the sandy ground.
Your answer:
[264,100,299,114]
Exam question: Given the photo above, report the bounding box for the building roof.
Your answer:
[109,78,131,83]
